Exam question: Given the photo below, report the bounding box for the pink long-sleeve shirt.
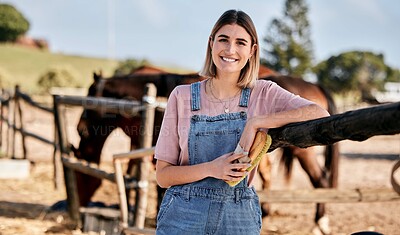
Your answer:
[155,79,314,186]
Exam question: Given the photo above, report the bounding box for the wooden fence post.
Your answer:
[0,89,4,148]
[53,95,81,228]
[52,96,64,190]
[3,91,11,158]
[0,89,10,152]
[134,83,157,229]
[10,87,16,159]
[6,97,11,157]
[53,95,64,191]
[15,86,28,159]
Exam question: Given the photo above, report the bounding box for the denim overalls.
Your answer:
[156,82,262,235]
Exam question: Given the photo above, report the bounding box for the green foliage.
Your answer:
[386,67,400,83]
[37,65,81,94]
[114,59,150,76]
[314,51,393,102]
[262,0,313,77]
[0,4,29,42]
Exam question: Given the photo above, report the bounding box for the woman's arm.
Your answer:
[254,103,330,128]
[239,103,330,151]
[156,152,251,188]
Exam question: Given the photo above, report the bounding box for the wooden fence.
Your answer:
[0,84,163,233]
[115,147,400,204]
[53,83,162,234]
[2,85,399,234]
[0,86,55,159]
[0,86,61,187]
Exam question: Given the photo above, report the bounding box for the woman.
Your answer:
[154,9,329,234]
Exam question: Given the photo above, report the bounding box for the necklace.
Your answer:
[208,79,241,113]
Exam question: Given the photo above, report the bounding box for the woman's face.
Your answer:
[210,23,255,77]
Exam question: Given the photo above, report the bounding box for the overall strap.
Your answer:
[239,88,251,107]
[190,82,201,111]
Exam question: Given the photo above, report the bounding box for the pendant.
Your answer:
[224,108,229,113]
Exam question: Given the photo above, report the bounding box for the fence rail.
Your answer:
[268,101,400,151]
[258,188,400,203]
[0,86,55,161]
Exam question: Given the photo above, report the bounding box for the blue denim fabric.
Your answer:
[156,82,261,235]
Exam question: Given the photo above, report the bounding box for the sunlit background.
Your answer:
[3,0,400,70]
[1,1,400,235]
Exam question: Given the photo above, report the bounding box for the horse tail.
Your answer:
[318,84,337,115]
[318,84,340,188]
[281,147,295,183]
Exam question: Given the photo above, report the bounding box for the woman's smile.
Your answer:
[221,56,238,63]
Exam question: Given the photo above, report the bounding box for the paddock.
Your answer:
[0,87,399,235]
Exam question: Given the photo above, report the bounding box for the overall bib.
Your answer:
[156,82,262,235]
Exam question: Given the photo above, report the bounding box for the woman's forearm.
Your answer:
[253,104,330,129]
[156,153,250,188]
[156,160,213,188]
[239,104,329,150]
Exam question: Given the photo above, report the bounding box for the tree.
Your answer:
[261,0,313,77]
[0,4,29,42]
[385,67,400,83]
[314,51,394,102]
[37,65,81,94]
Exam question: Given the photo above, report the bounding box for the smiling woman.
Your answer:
[154,9,329,235]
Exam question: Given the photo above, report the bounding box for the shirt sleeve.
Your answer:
[263,81,315,113]
[154,87,181,165]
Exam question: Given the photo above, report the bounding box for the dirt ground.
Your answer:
[0,105,399,235]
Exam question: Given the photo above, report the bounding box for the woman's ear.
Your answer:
[250,44,257,57]
[209,36,214,50]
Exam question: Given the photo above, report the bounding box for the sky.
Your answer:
[3,0,400,71]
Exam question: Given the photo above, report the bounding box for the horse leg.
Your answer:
[75,172,102,207]
[293,147,331,234]
[73,145,103,207]
[74,126,111,207]
[258,153,272,217]
[124,124,141,213]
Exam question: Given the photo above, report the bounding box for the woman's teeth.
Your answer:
[222,57,236,62]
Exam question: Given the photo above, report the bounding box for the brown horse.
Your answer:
[261,75,339,234]
[71,68,203,208]
[72,66,338,232]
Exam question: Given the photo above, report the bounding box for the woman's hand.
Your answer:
[208,152,251,182]
[238,117,260,152]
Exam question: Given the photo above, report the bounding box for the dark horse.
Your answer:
[71,69,203,207]
[72,66,338,233]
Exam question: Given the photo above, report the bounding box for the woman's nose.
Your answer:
[225,43,236,54]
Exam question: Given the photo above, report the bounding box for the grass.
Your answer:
[0,43,119,93]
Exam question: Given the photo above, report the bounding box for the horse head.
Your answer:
[74,72,117,162]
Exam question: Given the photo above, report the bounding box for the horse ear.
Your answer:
[93,72,101,83]
[93,70,104,83]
